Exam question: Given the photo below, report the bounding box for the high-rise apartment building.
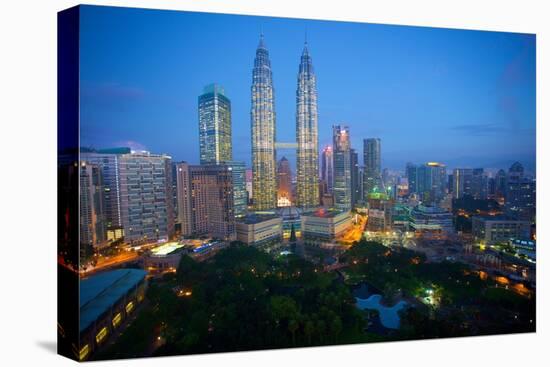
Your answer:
[79,161,106,248]
[118,151,174,243]
[176,162,236,240]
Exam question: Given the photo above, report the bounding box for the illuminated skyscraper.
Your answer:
[296,40,319,209]
[251,34,277,210]
[333,125,352,210]
[198,84,232,164]
[363,138,381,197]
[350,149,360,207]
[321,146,334,193]
[277,156,293,207]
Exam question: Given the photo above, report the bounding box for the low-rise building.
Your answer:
[301,208,352,242]
[79,269,147,361]
[236,214,283,250]
[472,215,530,244]
[144,241,189,272]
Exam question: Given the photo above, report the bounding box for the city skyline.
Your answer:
[79,6,536,172]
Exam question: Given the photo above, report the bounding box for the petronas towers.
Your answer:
[251,34,319,210]
[251,34,277,210]
[295,41,319,208]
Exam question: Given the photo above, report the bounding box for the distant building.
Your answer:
[471,168,488,199]
[144,241,188,272]
[321,146,334,193]
[79,161,107,248]
[410,205,453,237]
[363,138,381,197]
[333,125,352,210]
[236,214,282,250]
[245,169,253,203]
[367,192,393,232]
[452,168,473,199]
[472,215,530,244]
[277,156,293,207]
[505,162,536,223]
[198,83,232,165]
[175,162,236,241]
[350,149,360,208]
[118,151,174,244]
[301,208,352,241]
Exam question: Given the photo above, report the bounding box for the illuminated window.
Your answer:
[112,312,122,328]
[79,344,90,361]
[125,301,134,314]
[95,327,108,344]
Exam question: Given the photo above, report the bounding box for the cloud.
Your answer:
[115,140,147,151]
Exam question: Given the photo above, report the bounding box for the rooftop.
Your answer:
[80,269,147,333]
[150,241,185,256]
[239,214,280,224]
[303,208,347,218]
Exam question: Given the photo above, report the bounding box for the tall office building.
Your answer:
[406,162,446,204]
[452,168,474,199]
[251,34,277,210]
[198,84,232,165]
[295,40,319,209]
[333,125,352,210]
[277,156,293,207]
[406,162,418,195]
[79,161,106,248]
[495,169,507,200]
[176,162,236,240]
[118,151,174,243]
[245,169,253,203]
[223,161,247,218]
[363,138,381,198]
[321,146,334,193]
[350,149,360,208]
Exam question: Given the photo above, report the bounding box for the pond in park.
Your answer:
[353,283,409,329]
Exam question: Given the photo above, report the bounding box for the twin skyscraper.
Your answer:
[251,34,319,210]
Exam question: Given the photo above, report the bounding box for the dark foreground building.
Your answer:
[79,269,147,361]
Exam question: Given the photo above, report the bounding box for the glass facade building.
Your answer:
[333,125,352,210]
[198,84,232,165]
[251,34,277,210]
[295,41,319,209]
[363,138,381,198]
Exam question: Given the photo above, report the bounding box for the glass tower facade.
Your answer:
[295,41,319,209]
[251,34,277,210]
[321,146,334,193]
[333,125,352,211]
[363,138,382,197]
[198,84,232,165]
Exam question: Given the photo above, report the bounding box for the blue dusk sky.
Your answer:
[79,5,536,173]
